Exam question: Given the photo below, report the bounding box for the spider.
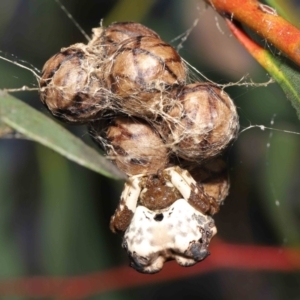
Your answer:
[110,166,218,273]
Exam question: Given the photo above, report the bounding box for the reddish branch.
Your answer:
[225,19,273,72]
[206,0,300,66]
[0,240,299,299]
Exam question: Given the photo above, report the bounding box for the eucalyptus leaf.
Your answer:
[262,131,300,246]
[263,53,300,120]
[0,91,124,179]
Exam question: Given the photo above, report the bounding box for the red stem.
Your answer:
[0,240,299,299]
[206,0,300,66]
[226,19,267,66]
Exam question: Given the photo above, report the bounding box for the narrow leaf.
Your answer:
[0,91,124,179]
[227,20,300,119]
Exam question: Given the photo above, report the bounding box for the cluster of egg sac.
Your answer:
[40,21,238,174]
[39,22,186,122]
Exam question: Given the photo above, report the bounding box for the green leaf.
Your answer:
[261,131,300,246]
[262,53,300,120]
[0,91,124,179]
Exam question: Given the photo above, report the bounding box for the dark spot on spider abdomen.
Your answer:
[154,213,164,221]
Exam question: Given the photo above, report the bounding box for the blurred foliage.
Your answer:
[0,93,124,178]
[0,0,300,299]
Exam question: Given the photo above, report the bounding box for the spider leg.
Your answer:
[110,175,143,232]
[164,166,219,215]
[179,167,220,214]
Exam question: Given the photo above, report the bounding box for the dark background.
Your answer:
[0,0,300,299]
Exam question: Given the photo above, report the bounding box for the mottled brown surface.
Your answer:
[40,44,108,123]
[91,116,169,176]
[189,157,229,208]
[103,36,186,116]
[110,204,134,233]
[139,171,182,210]
[188,185,220,215]
[102,22,160,56]
[160,82,239,161]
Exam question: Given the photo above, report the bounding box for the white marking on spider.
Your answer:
[110,166,218,272]
[120,175,143,213]
[123,199,217,273]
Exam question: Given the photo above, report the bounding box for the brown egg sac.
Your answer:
[90,116,169,176]
[89,22,160,57]
[39,43,109,123]
[103,36,187,116]
[159,82,239,161]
